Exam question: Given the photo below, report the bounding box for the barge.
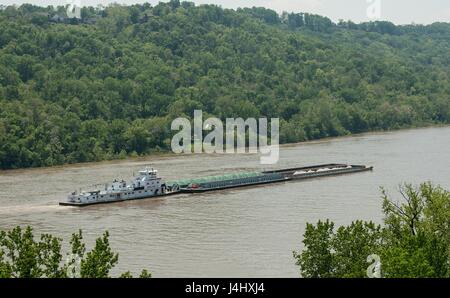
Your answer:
[175,164,373,193]
[59,163,373,206]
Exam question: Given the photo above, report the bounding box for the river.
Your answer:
[0,126,449,277]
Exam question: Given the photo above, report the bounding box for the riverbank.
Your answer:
[1,123,449,173]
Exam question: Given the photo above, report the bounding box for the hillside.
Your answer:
[1,1,450,169]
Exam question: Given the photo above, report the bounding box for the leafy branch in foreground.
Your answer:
[294,182,450,278]
[0,227,150,278]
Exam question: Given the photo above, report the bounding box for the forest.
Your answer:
[1,1,450,169]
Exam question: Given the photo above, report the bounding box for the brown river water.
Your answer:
[0,126,449,277]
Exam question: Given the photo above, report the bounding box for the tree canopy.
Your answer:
[1,2,450,169]
[294,183,450,278]
[0,226,150,278]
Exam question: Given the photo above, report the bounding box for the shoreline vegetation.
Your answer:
[1,2,450,170]
[0,124,448,173]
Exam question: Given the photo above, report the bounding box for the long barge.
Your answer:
[60,163,373,206]
[176,164,373,193]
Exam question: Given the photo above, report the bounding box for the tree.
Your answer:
[0,226,151,278]
[294,183,450,278]
[0,226,64,278]
[293,220,334,278]
[380,183,450,278]
[79,231,118,278]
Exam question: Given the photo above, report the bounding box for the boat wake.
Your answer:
[0,203,67,215]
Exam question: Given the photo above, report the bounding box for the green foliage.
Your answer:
[294,183,450,278]
[119,269,151,278]
[139,269,152,278]
[79,231,118,278]
[119,271,133,278]
[293,220,335,278]
[294,220,382,278]
[0,226,65,278]
[332,221,383,277]
[0,227,151,278]
[1,3,450,169]
[380,183,450,278]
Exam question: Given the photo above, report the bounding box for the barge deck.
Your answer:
[178,164,372,193]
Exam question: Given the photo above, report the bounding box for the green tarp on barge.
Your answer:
[167,171,263,188]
